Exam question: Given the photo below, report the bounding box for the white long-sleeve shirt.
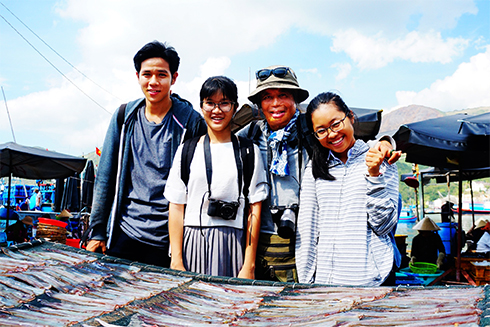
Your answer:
[295,140,399,286]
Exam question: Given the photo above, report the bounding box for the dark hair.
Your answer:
[200,76,238,104]
[306,92,355,180]
[133,41,180,76]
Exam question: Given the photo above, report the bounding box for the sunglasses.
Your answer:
[255,67,295,81]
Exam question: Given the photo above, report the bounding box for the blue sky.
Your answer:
[0,0,489,156]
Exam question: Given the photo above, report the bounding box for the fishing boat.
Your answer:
[453,201,490,214]
[399,206,417,223]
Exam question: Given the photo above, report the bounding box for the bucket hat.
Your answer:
[248,65,309,104]
[21,216,34,226]
[413,217,441,231]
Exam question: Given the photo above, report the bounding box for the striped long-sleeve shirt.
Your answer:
[295,140,399,286]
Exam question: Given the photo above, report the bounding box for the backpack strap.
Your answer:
[238,135,255,249]
[117,103,127,130]
[180,136,201,188]
[238,136,254,199]
[247,120,264,142]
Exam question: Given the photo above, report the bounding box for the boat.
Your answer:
[399,206,417,223]
[453,201,490,214]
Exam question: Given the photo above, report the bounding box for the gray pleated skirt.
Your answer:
[183,226,244,277]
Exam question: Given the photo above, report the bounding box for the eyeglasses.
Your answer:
[255,67,295,81]
[201,101,235,112]
[313,114,348,140]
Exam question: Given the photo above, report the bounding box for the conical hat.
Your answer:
[413,217,440,231]
[57,209,73,218]
[475,218,488,229]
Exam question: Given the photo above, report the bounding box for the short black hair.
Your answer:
[133,41,180,76]
[200,76,238,104]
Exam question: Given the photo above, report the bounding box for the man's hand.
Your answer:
[86,240,107,254]
[375,140,402,164]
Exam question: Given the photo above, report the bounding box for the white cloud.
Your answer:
[0,0,482,155]
[331,29,469,70]
[331,63,352,80]
[395,46,490,111]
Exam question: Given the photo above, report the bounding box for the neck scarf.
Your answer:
[268,110,299,176]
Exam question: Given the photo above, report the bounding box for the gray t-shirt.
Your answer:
[119,107,175,248]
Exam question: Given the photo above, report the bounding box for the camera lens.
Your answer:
[220,204,237,220]
[277,208,296,239]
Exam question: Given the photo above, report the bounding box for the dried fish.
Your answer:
[0,275,45,296]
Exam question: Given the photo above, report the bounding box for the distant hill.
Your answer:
[379,105,490,134]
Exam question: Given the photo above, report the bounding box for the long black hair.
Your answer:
[306,92,355,180]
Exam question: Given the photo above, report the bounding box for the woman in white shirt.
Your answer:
[165,76,267,278]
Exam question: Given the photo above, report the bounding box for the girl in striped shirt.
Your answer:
[295,92,399,286]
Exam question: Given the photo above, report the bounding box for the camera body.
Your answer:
[207,199,240,220]
[271,204,298,239]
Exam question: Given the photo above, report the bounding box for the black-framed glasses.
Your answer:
[313,114,348,140]
[201,101,235,112]
[255,67,295,81]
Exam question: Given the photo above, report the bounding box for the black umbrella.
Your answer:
[393,114,490,284]
[351,107,383,142]
[81,160,95,212]
[394,114,489,170]
[0,142,86,224]
[459,112,490,136]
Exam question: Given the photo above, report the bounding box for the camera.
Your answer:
[271,204,298,239]
[207,199,239,220]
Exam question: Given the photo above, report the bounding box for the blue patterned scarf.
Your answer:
[268,110,299,176]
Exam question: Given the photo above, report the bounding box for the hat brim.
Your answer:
[413,218,440,231]
[248,82,309,104]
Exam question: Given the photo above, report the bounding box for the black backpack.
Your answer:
[180,135,255,249]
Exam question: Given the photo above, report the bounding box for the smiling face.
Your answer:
[259,88,297,131]
[201,90,236,137]
[137,57,177,107]
[311,103,356,163]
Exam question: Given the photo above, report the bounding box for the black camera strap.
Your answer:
[203,133,242,200]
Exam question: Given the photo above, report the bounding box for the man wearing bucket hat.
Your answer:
[237,65,400,282]
[5,216,33,244]
[411,217,446,269]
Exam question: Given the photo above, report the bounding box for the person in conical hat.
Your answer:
[57,209,73,219]
[413,217,441,231]
[410,217,446,269]
[466,218,488,251]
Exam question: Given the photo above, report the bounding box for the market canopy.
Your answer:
[393,114,489,170]
[0,142,87,179]
[459,112,490,136]
[393,113,490,283]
